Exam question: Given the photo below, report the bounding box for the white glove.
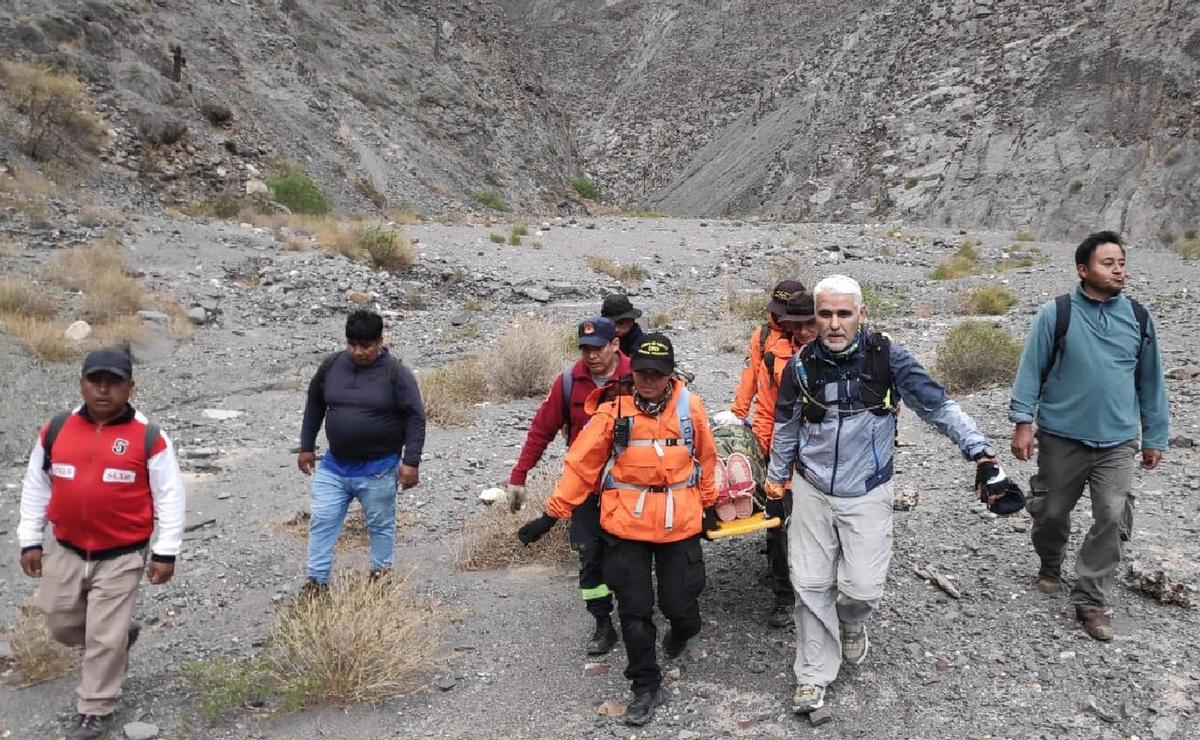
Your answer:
[712,410,744,428]
[505,483,527,513]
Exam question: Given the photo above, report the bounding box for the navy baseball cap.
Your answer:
[81,347,133,380]
[577,317,616,348]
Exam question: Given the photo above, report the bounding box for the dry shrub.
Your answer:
[0,61,104,164]
[587,255,649,286]
[456,475,572,570]
[83,269,147,322]
[8,602,74,686]
[935,321,1022,392]
[357,224,415,273]
[89,315,150,351]
[725,284,770,321]
[45,239,127,291]
[0,315,75,361]
[388,210,422,225]
[269,571,441,705]
[418,356,490,427]
[0,168,58,199]
[79,204,122,228]
[715,323,746,353]
[488,317,571,399]
[961,284,1017,316]
[0,277,58,319]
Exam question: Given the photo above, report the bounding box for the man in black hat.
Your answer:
[18,348,186,739]
[601,293,646,357]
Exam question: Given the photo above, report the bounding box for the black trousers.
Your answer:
[603,534,706,692]
[765,492,795,605]
[570,495,613,619]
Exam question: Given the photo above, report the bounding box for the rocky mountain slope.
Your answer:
[507,0,1200,239]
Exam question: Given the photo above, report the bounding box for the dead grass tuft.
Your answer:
[456,475,572,570]
[275,508,412,552]
[0,315,75,361]
[269,571,442,705]
[418,356,490,427]
[488,317,572,399]
[0,277,58,319]
[587,255,649,287]
[8,602,75,686]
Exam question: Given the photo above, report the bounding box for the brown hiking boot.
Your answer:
[1076,606,1113,641]
[1036,567,1062,594]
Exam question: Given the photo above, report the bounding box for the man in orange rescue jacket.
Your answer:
[751,290,819,628]
[517,333,718,727]
[18,348,186,740]
[726,279,805,424]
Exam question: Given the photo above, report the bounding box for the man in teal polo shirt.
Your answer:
[1009,230,1169,641]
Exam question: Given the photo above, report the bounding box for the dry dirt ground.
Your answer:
[1,216,1198,739]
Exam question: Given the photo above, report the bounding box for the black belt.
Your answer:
[57,538,148,561]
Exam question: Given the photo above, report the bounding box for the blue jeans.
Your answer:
[306,464,398,583]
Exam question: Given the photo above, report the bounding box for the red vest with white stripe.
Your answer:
[42,409,166,552]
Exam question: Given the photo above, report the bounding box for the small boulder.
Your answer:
[345,291,371,305]
[478,488,505,505]
[64,320,92,342]
[123,721,159,740]
[245,179,269,196]
[187,307,208,325]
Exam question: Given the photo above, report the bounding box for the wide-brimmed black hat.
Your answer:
[601,293,643,321]
[779,291,815,322]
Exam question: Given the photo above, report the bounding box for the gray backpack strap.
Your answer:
[559,361,576,440]
[41,411,72,472]
[144,422,161,460]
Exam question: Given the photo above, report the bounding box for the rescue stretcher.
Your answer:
[703,423,782,539]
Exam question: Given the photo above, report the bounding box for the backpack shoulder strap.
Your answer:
[757,322,770,357]
[386,353,404,395]
[559,361,576,439]
[675,386,694,456]
[144,422,161,462]
[1041,294,1072,388]
[313,351,340,391]
[1128,297,1150,344]
[41,411,72,472]
[866,332,894,410]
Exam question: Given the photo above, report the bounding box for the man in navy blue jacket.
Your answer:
[298,310,426,588]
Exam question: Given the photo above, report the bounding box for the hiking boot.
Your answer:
[1036,567,1063,594]
[623,688,663,726]
[127,621,141,651]
[68,713,114,740]
[662,629,689,659]
[297,578,329,602]
[1076,606,1114,642]
[840,623,869,666]
[586,616,618,656]
[767,602,794,628]
[792,684,826,714]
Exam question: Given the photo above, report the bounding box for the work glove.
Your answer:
[712,410,743,428]
[763,479,787,500]
[701,508,718,541]
[764,492,790,520]
[505,483,527,513]
[517,513,557,545]
[974,462,1026,516]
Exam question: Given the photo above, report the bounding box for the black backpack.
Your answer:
[794,332,895,422]
[42,411,160,472]
[1039,294,1150,388]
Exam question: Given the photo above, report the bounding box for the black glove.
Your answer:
[974,460,1001,492]
[764,493,791,521]
[701,508,717,540]
[517,513,557,545]
[974,462,1026,515]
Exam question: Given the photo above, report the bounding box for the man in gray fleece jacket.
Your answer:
[764,275,999,716]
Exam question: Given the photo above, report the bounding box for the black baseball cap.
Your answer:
[768,280,806,316]
[81,347,133,380]
[779,291,815,322]
[601,294,643,321]
[989,479,1027,516]
[577,316,616,348]
[630,333,675,375]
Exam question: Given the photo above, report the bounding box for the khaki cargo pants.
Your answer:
[38,538,146,716]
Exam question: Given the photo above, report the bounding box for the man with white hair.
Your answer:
[764,274,1005,714]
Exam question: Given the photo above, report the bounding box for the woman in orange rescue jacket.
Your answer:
[518,333,718,727]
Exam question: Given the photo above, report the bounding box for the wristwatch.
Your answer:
[972,448,996,462]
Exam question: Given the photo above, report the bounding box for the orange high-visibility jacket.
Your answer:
[546,379,718,543]
[750,332,798,455]
[731,320,784,419]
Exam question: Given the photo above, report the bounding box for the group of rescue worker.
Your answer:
[509,230,1170,726]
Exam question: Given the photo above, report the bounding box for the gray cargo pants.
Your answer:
[1029,431,1138,608]
[787,476,893,687]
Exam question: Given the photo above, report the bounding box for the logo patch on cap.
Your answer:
[640,341,670,357]
[582,322,595,335]
[773,289,791,301]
